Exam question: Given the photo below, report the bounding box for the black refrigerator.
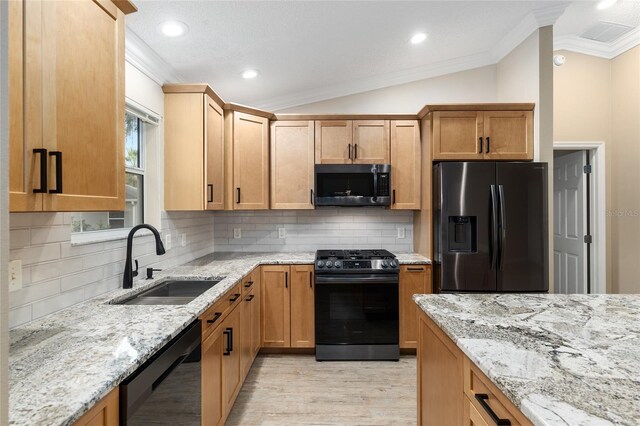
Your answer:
[433,162,548,292]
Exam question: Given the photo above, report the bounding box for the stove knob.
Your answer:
[316,260,325,268]
[381,260,389,268]
[334,261,342,269]
[390,260,398,268]
[326,261,333,268]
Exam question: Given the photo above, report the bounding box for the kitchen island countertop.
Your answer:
[9,251,429,425]
[414,293,640,426]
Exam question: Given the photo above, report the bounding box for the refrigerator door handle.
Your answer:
[490,185,499,270]
[498,185,507,270]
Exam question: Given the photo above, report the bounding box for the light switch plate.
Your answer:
[278,228,286,239]
[165,234,172,250]
[9,260,22,292]
[397,228,406,239]
[181,233,187,247]
[233,228,242,239]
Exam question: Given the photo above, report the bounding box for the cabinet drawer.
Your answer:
[200,282,242,340]
[464,358,532,426]
[241,267,259,296]
[464,395,489,426]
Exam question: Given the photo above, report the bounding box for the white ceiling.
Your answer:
[126,1,640,111]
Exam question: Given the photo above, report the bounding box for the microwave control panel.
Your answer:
[378,174,390,196]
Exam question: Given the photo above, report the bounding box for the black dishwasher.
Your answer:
[120,320,202,425]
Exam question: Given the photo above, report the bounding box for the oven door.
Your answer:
[314,274,399,360]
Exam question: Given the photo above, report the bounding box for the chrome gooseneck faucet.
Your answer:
[123,224,166,289]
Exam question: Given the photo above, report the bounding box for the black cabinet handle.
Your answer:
[475,394,511,425]
[48,151,63,194]
[348,144,352,160]
[354,143,358,160]
[244,280,254,288]
[236,187,240,204]
[207,312,222,324]
[229,293,241,302]
[486,137,490,153]
[478,137,483,154]
[207,184,213,203]
[392,189,396,204]
[223,328,232,355]
[246,294,255,302]
[406,267,425,272]
[310,189,314,205]
[33,149,48,193]
[285,271,288,289]
[309,271,313,288]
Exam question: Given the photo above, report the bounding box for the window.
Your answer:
[71,106,158,240]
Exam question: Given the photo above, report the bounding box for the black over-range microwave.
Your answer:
[314,164,391,207]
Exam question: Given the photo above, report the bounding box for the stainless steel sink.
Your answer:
[113,279,222,305]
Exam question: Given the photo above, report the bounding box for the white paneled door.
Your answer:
[553,151,587,294]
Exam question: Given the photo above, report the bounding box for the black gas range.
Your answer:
[314,249,400,361]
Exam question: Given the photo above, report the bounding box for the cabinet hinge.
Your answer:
[584,235,593,244]
[583,164,592,174]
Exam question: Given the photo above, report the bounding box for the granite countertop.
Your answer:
[9,251,430,426]
[413,294,640,426]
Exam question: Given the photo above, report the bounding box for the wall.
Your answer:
[276,65,497,113]
[213,209,413,253]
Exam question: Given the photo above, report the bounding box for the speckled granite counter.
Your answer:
[414,294,640,426]
[9,251,430,426]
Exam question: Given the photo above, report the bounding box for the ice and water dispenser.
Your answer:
[447,216,476,252]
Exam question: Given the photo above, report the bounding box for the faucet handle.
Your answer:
[132,259,139,278]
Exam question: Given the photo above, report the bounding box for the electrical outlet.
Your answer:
[397,227,406,239]
[8,260,22,292]
[278,228,286,239]
[165,234,172,250]
[181,233,187,247]
[233,228,241,239]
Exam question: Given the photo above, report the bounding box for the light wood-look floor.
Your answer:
[226,354,417,425]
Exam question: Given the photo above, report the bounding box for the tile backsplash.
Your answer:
[8,211,214,328]
[213,208,413,253]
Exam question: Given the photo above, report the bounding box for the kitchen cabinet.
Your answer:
[163,86,225,211]
[261,264,315,348]
[290,265,315,348]
[221,304,243,418]
[229,111,270,210]
[428,105,534,161]
[390,120,421,210]
[72,387,119,426]
[9,0,135,212]
[399,264,431,349]
[315,120,391,164]
[202,324,225,426]
[250,269,262,358]
[270,121,315,209]
[418,309,532,426]
[240,267,261,378]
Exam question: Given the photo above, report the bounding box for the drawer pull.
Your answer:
[407,267,425,271]
[475,393,511,425]
[245,294,255,302]
[206,312,222,324]
[244,280,254,288]
[229,293,241,302]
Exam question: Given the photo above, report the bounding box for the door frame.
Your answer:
[553,141,606,294]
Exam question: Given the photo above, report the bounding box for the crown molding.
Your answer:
[125,28,184,86]
[554,26,640,59]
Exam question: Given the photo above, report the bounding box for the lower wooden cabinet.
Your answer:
[73,387,119,426]
[202,324,225,426]
[221,305,243,418]
[399,264,432,349]
[261,264,315,348]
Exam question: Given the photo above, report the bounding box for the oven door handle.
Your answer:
[314,274,399,284]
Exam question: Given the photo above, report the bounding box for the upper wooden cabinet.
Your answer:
[426,105,534,161]
[9,0,135,212]
[315,120,390,164]
[163,86,225,211]
[270,121,315,209]
[390,120,421,210]
[229,111,270,210]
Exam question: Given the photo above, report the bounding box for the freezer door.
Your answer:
[496,163,549,292]
[436,162,497,292]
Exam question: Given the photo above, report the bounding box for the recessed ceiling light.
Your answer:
[160,21,188,37]
[410,32,427,44]
[242,69,259,79]
[596,0,618,10]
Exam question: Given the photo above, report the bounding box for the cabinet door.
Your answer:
[271,121,314,209]
[399,265,431,349]
[261,265,291,347]
[240,289,254,379]
[73,388,119,426]
[464,396,490,426]
[41,0,126,211]
[314,120,352,164]
[205,95,225,210]
[352,120,389,164]
[222,305,243,417]
[233,112,269,210]
[391,120,421,210]
[9,0,44,212]
[482,111,533,161]
[251,268,262,357]
[202,325,224,426]
[290,265,315,348]
[432,111,483,161]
